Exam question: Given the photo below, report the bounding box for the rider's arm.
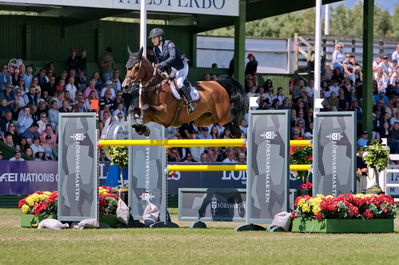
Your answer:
[159,42,177,67]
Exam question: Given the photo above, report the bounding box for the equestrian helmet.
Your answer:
[148,28,165,38]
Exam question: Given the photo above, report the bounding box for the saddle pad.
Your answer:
[170,81,200,102]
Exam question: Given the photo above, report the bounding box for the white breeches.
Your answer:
[171,61,189,89]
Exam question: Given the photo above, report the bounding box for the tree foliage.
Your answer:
[201,3,398,38]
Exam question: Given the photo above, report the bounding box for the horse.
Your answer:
[121,47,249,137]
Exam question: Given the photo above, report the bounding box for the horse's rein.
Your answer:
[141,64,163,91]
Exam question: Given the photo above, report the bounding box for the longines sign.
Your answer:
[5,0,239,16]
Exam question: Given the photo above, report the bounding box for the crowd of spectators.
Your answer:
[1,42,398,162]
[0,47,132,161]
[244,42,399,155]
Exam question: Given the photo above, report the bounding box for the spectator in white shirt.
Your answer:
[328,79,340,97]
[65,77,77,102]
[275,87,286,105]
[198,127,212,139]
[332,42,345,73]
[392,44,399,62]
[112,103,125,117]
[17,106,33,134]
[30,136,44,155]
[101,80,116,99]
[304,80,314,97]
[223,148,237,164]
[9,151,25,161]
[112,69,122,93]
[378,56,394,82]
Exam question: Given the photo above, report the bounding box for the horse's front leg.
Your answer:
[128,106,142,126]
[128,106,147,135]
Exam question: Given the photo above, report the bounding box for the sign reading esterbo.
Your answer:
[115,0,239,16]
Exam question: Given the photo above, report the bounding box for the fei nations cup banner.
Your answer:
[0,161,58,194]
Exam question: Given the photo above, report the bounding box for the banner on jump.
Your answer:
[128,122,166,221]
[313,112,356,196]
[178,188,246,222]
[58,113,98,222]
[246,110,290,224]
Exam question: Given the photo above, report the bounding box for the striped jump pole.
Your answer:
[98,139,246,148]
[98,139,311,148]
[167,164,311,172]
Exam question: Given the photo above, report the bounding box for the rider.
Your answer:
[148,28,196,113]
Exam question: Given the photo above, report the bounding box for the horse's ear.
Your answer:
[138,47,144,59]
[127,46,133,55]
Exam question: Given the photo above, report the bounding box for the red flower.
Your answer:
[364,209,373,219]
[306,156,313,160]
[291,211,296,218]
[33,201,47,216]
[299,184,307,189]
[348,204,359,217]
[99,197,106,211]
[383,207,389,214]
[299,183,313,189]
[290,146,296,157]
[18,199,26,209]
[314,213,323,220]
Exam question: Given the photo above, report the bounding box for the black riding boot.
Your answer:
[180,85,196,113]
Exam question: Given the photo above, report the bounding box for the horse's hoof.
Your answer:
[143,127,151,137]
[134,125,144,135]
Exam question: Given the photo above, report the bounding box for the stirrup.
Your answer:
[187,102,196,114]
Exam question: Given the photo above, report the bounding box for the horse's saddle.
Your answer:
[169,80,200,102]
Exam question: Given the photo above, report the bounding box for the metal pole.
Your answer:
[314,0,322,113]
[324,4,330,35]
[140,0,147,57]
[362,0,374,138]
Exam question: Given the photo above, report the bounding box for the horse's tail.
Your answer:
[216,79,249,124]
[216,79,249,138]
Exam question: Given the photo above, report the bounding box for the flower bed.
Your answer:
[18,187,120,228]
[291,194,396,233]
[99,186,119,227]
[18,191,58,228]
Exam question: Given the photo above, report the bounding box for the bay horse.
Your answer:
[122,47,248,137]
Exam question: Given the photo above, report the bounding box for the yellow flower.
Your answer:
[297,198,306,207]
[43,191,52,196]
[21,204,29,214]
[302,204,311,213]
[312,205,321,215]
[26,197,35,207]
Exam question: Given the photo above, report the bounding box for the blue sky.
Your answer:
[332,0,398,14]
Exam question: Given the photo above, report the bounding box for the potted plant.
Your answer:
[291,193,396,233]
[99,186,119,227]
[298,183,313,196]
[290,141,312,196]
[18,191,58,228]
[107,146,128,187]
[360,140,390,191]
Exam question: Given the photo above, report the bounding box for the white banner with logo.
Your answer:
[5,0,239,16]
